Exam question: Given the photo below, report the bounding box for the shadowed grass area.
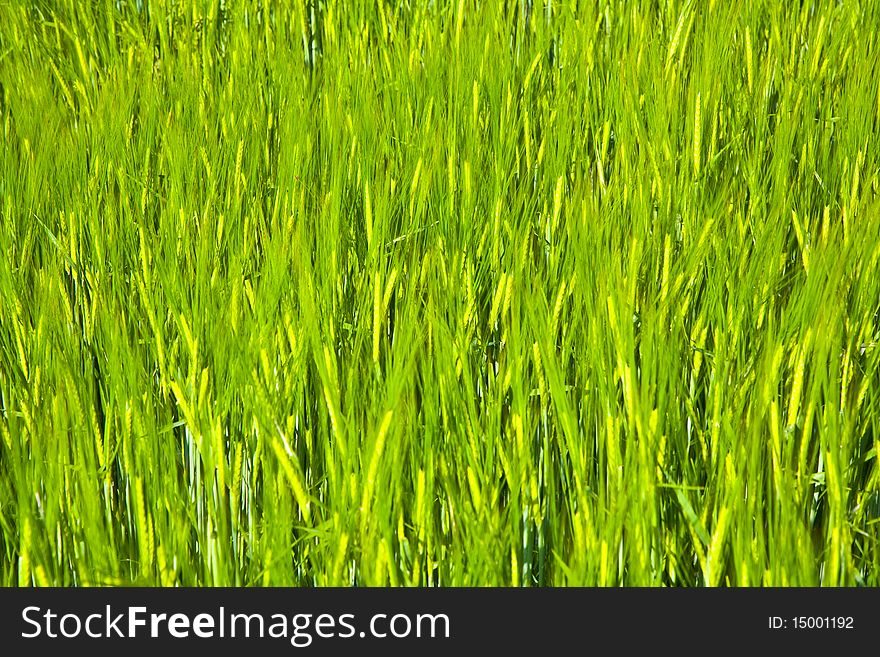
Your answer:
[1,0,879,586]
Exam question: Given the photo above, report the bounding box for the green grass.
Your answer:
[1,0,880,587]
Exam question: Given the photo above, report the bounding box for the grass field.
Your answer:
[1,0,880,587]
